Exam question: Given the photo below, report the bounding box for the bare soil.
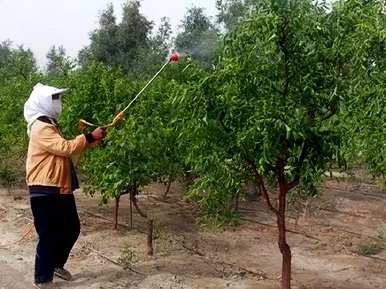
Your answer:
[0,179,385,289]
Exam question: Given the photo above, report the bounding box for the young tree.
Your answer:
[0,41,38,187]
[337,0,386,177]
[176,0,379,287]
[60,62,186,253]
[0,70,38,188]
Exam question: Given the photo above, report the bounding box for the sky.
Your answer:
[0,0,218,67]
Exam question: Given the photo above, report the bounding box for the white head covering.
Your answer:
[24,83,68,136]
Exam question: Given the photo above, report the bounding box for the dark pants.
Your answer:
[30,194,80,283]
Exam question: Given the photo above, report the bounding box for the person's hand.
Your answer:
[111,111,125,126]
[91,127,107,141]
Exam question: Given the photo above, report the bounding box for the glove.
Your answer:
[91,127,107,141]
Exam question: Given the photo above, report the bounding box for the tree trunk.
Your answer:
[147,219,154,256]
[277,164,291,289]
[131,192,154,256]
[114,196,120,230]
[248,158,292,289]
[277,210,291,289]
[129,193,133,230]
[234,190,240,213]
[163,177,172,199]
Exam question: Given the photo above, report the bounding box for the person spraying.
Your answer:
[23,53,179,289]
[24,83,106,289]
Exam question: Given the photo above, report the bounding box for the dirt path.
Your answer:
[0,180,385,289]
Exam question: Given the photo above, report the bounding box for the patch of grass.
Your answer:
[376,230,386,242]
[358,243,384,256]
[118,245,137,268]
[197,213,240,229]
[375,179,386,190]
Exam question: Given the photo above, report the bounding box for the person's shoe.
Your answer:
[54,268,73,281]
[33,281,61,289]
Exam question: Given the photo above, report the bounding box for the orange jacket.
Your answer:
[26,117,88,194]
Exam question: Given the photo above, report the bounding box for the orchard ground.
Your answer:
[0,177,385,289]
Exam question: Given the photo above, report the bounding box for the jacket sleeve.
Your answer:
[31,122,88,157]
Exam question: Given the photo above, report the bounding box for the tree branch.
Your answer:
[246,159,279,215]
[130,192,148,219]
[288,141,308,191]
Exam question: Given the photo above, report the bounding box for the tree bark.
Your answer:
[247,157,292,289]
[131,192,154,256]
[163,177,172,199]
[129,192,133,230]
[114,196,120,230]
[247,160,278,215]
[277,210,291,289]
[277,159,291,289]
[234,189,240,213]
[147,219,154,256]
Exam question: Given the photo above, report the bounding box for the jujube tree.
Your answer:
[176,0,381,288]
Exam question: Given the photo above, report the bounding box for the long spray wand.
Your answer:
[79,52,180,130]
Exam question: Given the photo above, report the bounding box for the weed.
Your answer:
[376,230,386,242]
[358,243,384,256]
[118,245,137,268]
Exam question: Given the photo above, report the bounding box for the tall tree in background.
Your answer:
[78,1,153,74]
[46,45,74,76]
[175,7,219,66]
[0,40,12,68]
[117,0,153,71]
[149,17,172,62]
[0,41,36,80]
[131,17,173,77]
[216,0,254,31]
[78,3,118,68]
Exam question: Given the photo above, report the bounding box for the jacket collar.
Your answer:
[37,116,59,127]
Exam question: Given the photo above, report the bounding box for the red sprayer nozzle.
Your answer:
[169,53,179,63]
